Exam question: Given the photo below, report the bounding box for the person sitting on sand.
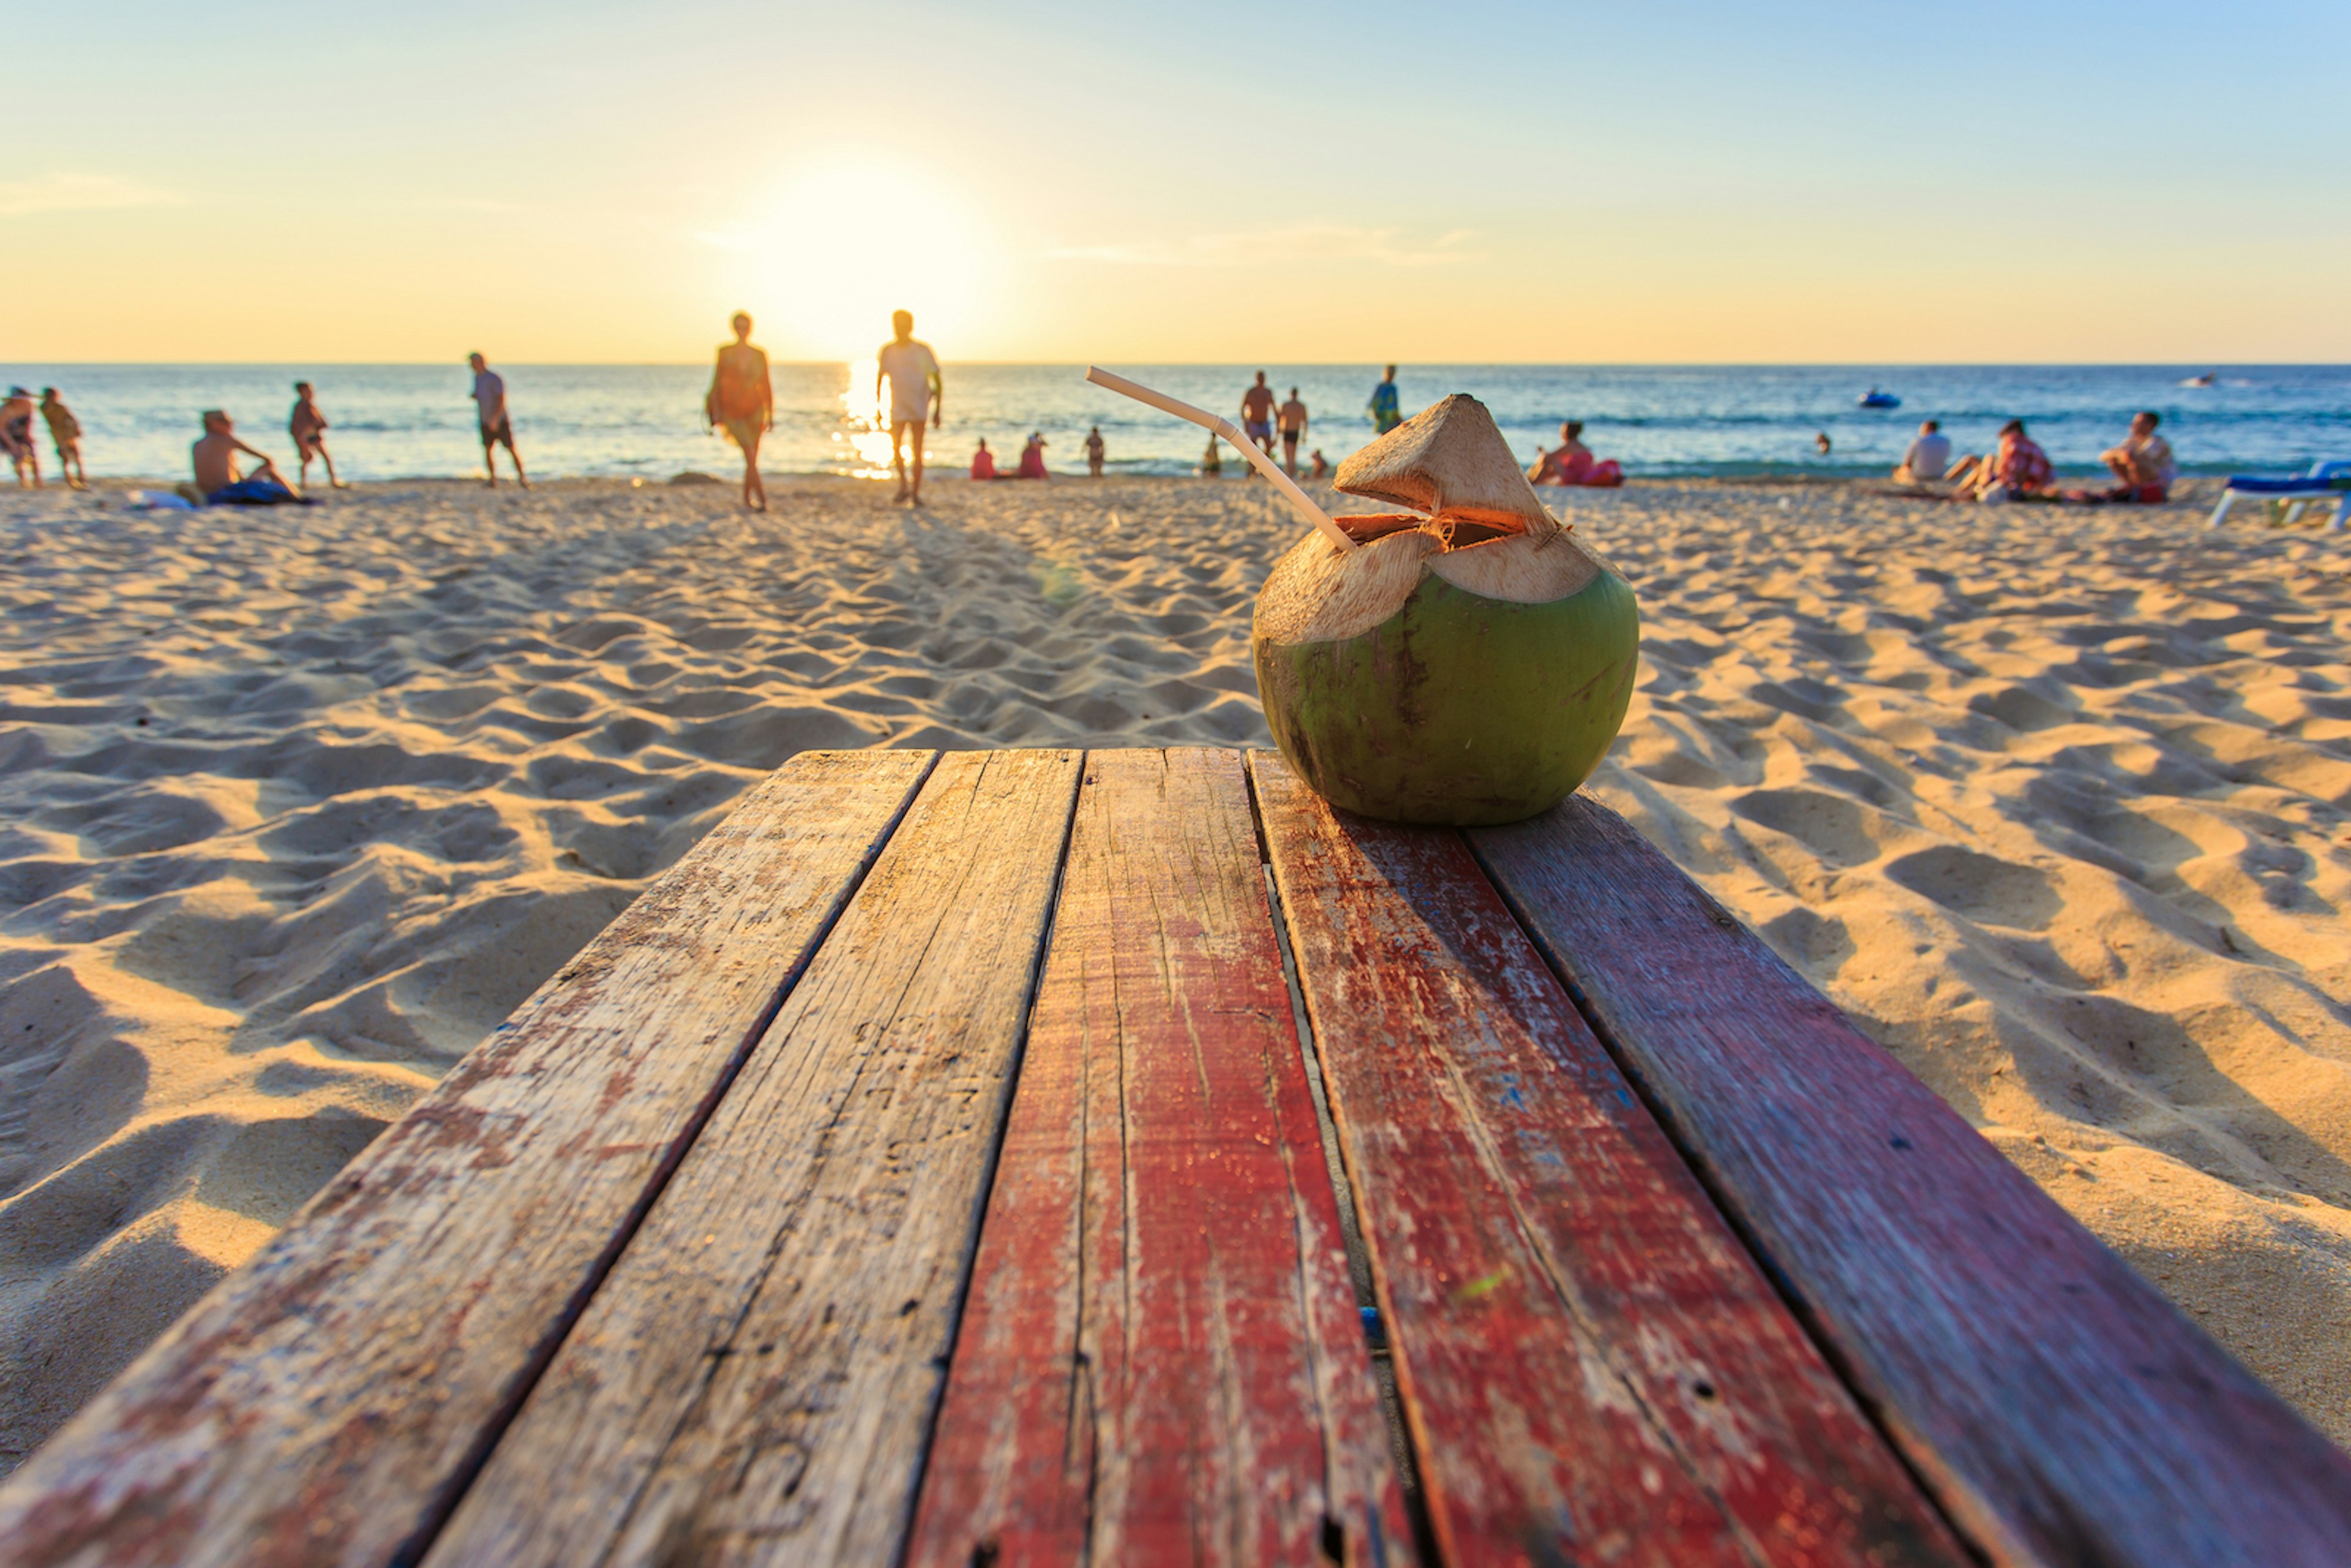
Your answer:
[1084,426,1105,478]
[1308,448,1329,479]
[705,313,773,512]
[289,381,345,490]
[192,410,305,505]
[1894,419,1952,486]
[1951,419,2057,503]
[1201,436,1223,478]
[2099,411,2176,503]
[40,389,85,489]
[1528,421,1623,488]
[1278,388,1308,476]
[469,353,529,489]
[2,388,41,489]
[970,438,997,480]
[1014,432,1050,480]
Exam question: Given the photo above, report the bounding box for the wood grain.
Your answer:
[904,749,1412,1568]
[0,748,937,1568]
[1471,791,2351,1567]
[424,748,1082,1568]
[1251,754,1967,1567]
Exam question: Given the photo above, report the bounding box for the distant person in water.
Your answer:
[1201,436,1223,477]
[1308,448,1329,479]
[289,381,344,490]
[1894,419,1951,486]
[1240,372,1277,460]
[469,353,528,489]
[969,438,997,480]
[1278,387,1308,476]
[1528,421,1622,487]
[1015,432,1049,479]
[1084,426,1105,478]
[192,411,304,505]
[2099,411,2175,503]
[1368,364,1401,433]
[876,309,943,506]
[40,389,84,488]
[705,312,773,511]
[2,388,40,488]
[1950,419,2056,503]
[1814,430,1832,458]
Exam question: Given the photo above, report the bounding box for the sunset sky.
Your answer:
[10,0,2348,364]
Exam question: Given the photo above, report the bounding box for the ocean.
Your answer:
[6,362,2347,486]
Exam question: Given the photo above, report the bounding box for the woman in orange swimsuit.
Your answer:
[705,312,774,511]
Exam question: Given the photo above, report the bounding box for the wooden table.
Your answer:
[4,748,2346,1567]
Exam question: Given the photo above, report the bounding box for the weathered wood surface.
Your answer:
[426,748,1082,1567]
[905,749,1410,1567]
[1252,756,1967,1567]
[0,748,937,1568]
[1471,793,2351,1568]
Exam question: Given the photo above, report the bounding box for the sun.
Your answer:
[735,165,991,364]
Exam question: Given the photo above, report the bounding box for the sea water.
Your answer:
[6,362,2345,484]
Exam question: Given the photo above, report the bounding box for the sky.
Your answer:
[8,0,2349,364]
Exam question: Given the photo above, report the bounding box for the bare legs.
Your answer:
[482,433,530,489]
[299,440,343,490]
[890,419,927,506]
[741,429,768,512]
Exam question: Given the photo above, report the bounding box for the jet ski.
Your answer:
[1857,388,1901,409]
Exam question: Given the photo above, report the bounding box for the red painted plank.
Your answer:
[1470,792,2351,1567]
[0,748,936,1568]
[906,748,1411,1567]
[1251,754,1968,1567]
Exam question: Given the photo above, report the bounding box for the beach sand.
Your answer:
[1,472,2346,1470]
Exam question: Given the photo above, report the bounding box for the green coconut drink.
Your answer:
[1253,395,1638,825]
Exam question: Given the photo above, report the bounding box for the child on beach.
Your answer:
[1368,366,1401,433]
[289,382,344,490]
[192,411,305,505]
[2,388,41,488]
[705,313,773,512]
[1528,421,1623,487]
[40,390,84,489]
[1084,426,1105,477]
[1200,436,1223,477]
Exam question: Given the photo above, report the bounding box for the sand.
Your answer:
[1,471,2346,1471]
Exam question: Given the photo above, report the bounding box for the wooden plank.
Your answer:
[0,748,938,1568]
[424,748,1083,1568]
[1469,792,2351,1567]
[1251,754,1967,1567]
[904,749,1412,1568]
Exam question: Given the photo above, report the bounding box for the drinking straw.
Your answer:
[1085,366,1355,552]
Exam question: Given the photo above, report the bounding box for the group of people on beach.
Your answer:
[1892,412,2178,505]
[2,387,86,490]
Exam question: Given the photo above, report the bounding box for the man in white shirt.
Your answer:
[469,353,528,489]
[2100,410,2177,501]
[874,310,943,506]
[1895,419,1952,486]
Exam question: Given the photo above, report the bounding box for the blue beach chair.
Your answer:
[2207,461,2351,531]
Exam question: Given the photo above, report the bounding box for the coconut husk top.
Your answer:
[1334,394,1558,535]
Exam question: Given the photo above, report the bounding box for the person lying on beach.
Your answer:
[470,354,529,489]
[1084,426,1105,478]
[1241,373,1277,459]
[706,313,773,512]
[1894,419,1951,486]
[969,438,997,480]
[2,388,42,489]
[1528,421,1623,487]
[192,411,306,505]
[289,381,345,490]
[877,309,942,507]
[2099,411,2175,503]
[40,390,85,489]
[1278,389,1308,476]
[1949,419,2057,503]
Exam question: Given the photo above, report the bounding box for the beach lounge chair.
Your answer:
[2207,460,2351,531]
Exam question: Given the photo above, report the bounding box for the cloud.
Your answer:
[0,173,182,219]
[1042,223,1485,269]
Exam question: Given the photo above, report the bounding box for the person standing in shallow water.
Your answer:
[706,313,773,512]
[876,309,942,507]
[469,353,528,489]
[1368,364,1402,434]
[289,381,344,490]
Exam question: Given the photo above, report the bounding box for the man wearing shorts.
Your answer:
[1277,386,1309,477]
[192,410,304,505]
[469,353,528,489]
[876,310,942,506]
[40,389,85,489]
[1240,372,1277,461]
[290,381,344,490]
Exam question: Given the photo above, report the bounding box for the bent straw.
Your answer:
[1084,366,1355,552]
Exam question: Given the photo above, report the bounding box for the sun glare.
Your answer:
[746,167,989,365]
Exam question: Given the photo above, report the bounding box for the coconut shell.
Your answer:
[1333,394,1558,534]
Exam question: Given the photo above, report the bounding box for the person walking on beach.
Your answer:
[1368,365,1402,434]
[289,381,344,490]
[876,309,942,506]
[469,353,528,489]
[40,389,84,489]
[1240,372,1277,462]
[2099,411,2176,503]
[1895,419,1951,486]
[1278,387,1308,476]
[192,411,304,505]
[706,312,774,512]
[1084,426,1105,478]
[2,388,42,488]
